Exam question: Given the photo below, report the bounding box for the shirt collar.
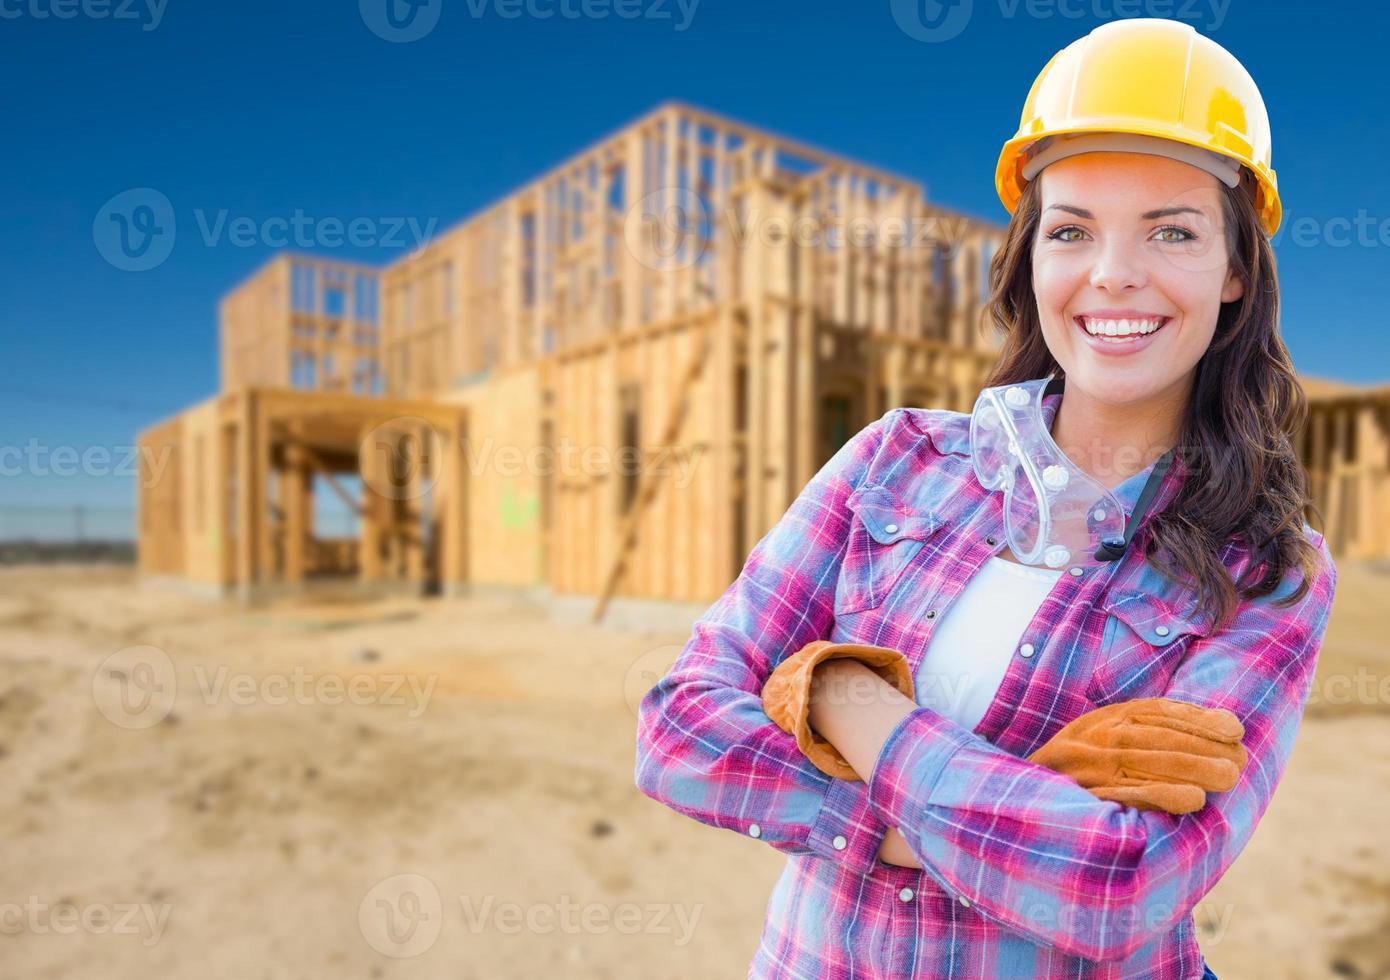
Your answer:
[1109,460,1160,519]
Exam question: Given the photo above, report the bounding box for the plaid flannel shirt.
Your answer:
[634,397,1337,978]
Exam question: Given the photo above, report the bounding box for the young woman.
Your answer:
[635,18,1336,979]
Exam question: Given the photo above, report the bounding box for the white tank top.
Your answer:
[913,555,1065,732]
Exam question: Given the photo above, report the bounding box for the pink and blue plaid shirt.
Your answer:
[634,395,1337,978]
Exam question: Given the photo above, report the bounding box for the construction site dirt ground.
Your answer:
[1,563,1388,979]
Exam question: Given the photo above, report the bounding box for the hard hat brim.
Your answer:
[996,122,1281,238]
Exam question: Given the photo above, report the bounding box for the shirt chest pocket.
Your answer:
[1086,589,1209,705]
[834,484,943,617]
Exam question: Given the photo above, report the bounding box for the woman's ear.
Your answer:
[1221,265,1245,304]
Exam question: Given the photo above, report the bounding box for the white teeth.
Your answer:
[1080,317,1166,338]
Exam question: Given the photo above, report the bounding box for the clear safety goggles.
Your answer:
[968,374,1173,569]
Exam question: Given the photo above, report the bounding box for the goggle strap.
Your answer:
[1095,447,1176,562]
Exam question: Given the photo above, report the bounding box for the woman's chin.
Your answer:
[1060,369,1159,407]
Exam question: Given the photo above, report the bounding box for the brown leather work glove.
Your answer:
[762,640,915,780]
[1027,697,1249,814]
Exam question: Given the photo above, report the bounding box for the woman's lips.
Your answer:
[1072,316,1171,356]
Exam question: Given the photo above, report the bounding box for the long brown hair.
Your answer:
[979,169,1326,634]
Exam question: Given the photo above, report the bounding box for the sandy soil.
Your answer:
[0,563,1387,979]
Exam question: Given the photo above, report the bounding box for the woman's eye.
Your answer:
[1155,225,1197,243]
[1043,225,1198,244]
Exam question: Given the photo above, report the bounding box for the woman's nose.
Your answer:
[1088,240,1148,293]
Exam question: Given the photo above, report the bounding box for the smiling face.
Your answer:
[1031,151,1245,409]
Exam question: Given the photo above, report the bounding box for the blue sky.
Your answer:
[2,0,1386,527]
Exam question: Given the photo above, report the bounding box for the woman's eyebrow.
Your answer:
[1043,204,1205,220]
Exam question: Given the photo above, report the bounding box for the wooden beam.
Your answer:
[283,431,308,584]
[234,393,256,599]
[592,326,713,622]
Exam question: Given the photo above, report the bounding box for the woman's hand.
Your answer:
[1028,696,1248,814]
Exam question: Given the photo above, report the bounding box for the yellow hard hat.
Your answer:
[996,19,1281,236]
